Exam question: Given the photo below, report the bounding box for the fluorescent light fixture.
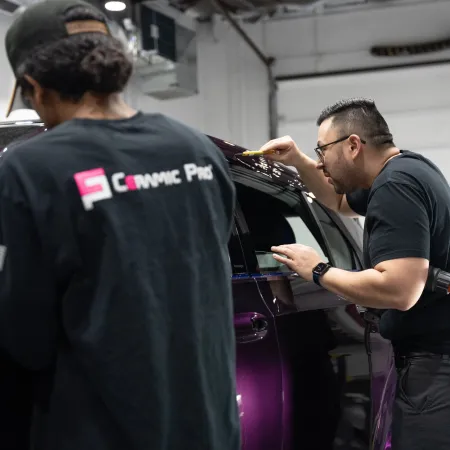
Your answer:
[105,1,126,11]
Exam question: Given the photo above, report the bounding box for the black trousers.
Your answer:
[392,352,450,450]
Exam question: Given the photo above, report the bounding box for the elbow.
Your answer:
[396,294,420,312]
[396,281,426,311]
[375,260,429,311]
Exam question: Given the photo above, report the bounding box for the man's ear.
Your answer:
[348,134,363,160]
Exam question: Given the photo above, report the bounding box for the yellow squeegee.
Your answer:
[235,149,276,157]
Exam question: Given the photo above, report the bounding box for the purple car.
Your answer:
[0,121,395,450]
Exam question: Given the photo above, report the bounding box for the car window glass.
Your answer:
[310,202,354,270]
[235,183,328,274]
[285,216,326,260]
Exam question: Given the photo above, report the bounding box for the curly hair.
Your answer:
[16,5,133,102]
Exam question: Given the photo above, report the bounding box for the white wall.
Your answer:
[0,0,449,149]
[265,0,450,77]
[277,63,450,180]
[0,14,16,120]
[130,0,450,147]
[128,20,270,150]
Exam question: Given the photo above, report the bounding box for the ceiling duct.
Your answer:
[0,0,22,15]
[165,0,397,22]
[127,2,198,100]
[172,0,317,20]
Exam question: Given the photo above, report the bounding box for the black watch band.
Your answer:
[312,262,332,287]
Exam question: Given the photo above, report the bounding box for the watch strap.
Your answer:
[312,271,322,287]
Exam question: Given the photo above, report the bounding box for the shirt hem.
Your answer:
[371,249,428,267]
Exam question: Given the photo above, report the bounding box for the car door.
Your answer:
[228,215,283,450]
[233,174,391,450]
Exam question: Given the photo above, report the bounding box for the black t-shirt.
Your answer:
[347,150,450,353]
[0,113,240,450]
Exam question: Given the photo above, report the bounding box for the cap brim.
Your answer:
[6,81,31,118]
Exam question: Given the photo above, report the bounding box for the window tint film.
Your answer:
[235,182,328,274]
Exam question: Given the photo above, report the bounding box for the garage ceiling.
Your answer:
[163,0,427,23]
[3,0,436,25]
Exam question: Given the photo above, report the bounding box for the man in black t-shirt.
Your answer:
[0,1,240,450]
[259,98,450,449]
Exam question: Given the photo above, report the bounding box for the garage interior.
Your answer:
[0,1,448,449]
[1,0,449,166]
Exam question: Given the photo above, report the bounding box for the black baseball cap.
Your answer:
[4,0,111,117]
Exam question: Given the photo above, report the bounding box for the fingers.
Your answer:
[271,245,294,258]
[259,136,302,165]
[259,135,294,153]
[273,253,295,270]
[263,151,282,162]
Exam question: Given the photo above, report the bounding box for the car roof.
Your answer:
[0,120,306,192]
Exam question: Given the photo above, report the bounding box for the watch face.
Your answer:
[314,262,328,274]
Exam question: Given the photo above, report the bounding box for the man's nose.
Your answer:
[316,161,324,170]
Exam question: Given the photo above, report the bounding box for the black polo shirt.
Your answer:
[347,150,450,353]
[0,112,240,450]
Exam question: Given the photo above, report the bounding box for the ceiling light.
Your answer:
[105,1,126,12]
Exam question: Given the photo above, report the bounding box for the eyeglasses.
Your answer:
[314,135,366,163]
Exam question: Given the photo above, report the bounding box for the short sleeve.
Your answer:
[346,189,370,216]
[366,182,430,267]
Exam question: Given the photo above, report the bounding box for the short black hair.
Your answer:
[316,98,394,148]
[16,5,133,102]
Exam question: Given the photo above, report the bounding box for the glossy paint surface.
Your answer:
[232,278,283,450]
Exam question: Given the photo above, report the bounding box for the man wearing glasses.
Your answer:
[258,97,450,449]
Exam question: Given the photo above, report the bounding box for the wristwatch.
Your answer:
[312,262,332,287]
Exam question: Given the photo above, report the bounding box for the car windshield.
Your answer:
[0,125,44,154]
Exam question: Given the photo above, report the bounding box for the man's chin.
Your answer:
[327,177,348,195]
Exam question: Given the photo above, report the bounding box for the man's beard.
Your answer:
[331,177,354,195]
[325,174,344,194]
[326,165,355,195]
[333,184,346,195]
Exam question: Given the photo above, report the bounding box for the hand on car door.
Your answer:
[271,244,323,281]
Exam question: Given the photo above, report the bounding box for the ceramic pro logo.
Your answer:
[74,168,113,211]
[74,163,213,211]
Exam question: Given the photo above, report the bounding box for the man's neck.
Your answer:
[364,146,401,188]
[59,93,137,123]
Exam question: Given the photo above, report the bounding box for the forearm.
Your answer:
[291,153,344,212]
[320,267,408,310]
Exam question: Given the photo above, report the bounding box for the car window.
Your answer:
[235,183,328,274]
[310,202,354,271]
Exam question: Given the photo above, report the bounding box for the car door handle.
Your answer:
[234,312,269,344]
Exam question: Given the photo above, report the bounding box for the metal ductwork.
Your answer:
[123,2,198,100]
[163,0,397,22]
[171,0,318,21]
[0,0,22,16]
